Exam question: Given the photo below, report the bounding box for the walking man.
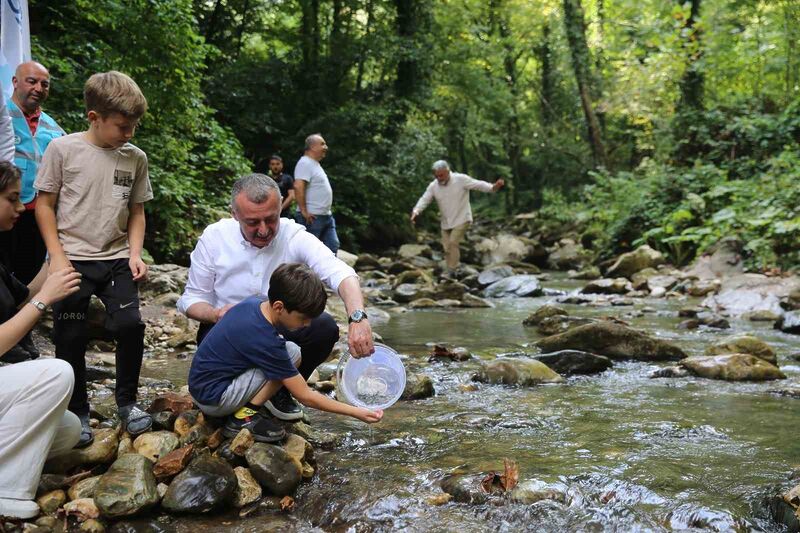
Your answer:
[294,134,339,253]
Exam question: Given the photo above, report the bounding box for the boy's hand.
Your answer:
[129,256,148,282]
[355,408,383,423]
[49,254,72,274]
[215,303,235,323]
[348,320,374,358]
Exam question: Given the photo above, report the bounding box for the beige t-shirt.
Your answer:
[34,133,153,261]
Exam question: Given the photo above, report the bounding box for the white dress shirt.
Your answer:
[177,217,357,314]
[412,172,494,230]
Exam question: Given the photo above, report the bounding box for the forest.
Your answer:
[28,0,800,269]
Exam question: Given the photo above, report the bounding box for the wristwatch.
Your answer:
[348,309,368,324]
[29,299,47,312]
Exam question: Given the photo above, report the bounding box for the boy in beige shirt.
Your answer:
[35,71,153,448]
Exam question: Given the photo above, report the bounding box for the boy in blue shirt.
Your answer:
[189,263,383,441]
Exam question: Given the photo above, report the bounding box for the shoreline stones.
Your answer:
[473,358,564,386]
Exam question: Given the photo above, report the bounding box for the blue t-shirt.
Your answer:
[188,297,299,405]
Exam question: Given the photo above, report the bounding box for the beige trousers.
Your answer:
[0,359,81,499]
[441,222,470,269]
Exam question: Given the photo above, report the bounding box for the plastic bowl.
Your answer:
[336,343,406,410]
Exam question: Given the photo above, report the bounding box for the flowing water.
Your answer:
[138,275,800,532]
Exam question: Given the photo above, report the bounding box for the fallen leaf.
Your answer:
[480,471,499,493]
[280,496,295,512]
[500,459,519,492]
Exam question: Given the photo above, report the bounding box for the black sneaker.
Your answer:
[75,414,94,449]
[223,409,286,443]
[118,403,153,436]
[264,387,304,421]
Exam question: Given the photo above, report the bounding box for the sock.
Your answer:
[234,403,260,420]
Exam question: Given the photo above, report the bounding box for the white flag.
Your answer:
[0,0,31,99]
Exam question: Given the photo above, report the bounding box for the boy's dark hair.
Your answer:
[268,263,327,318]
[269,155,283,162]
[0,161,21,193]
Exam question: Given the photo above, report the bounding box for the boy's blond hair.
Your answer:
[84,71,147,119]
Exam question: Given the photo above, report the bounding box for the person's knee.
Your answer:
[112,309,145,337]
[40,359,76,398]
[53,317,88,346]
[316,313,340,345]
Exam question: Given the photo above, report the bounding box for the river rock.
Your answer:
[173,410,201,438]
[394,283,433,303]
[483,275,542,298]
[536,315,595,336]
[646,274,679,292]
[509,480,566,505]
[459,294,494,308]
[650,366,692,378]
[45,428,119,474]
[705,335,777,364]
[231,429,256,456]
[36,489,66,514]
[354,254,381,271]
[79,518,105,533]
[179,421,213,447]
[477,265,515,287]
[703,273,800,318]
[245,444,302,496]
[680,354,786,381]
[475,234,534,265]
[533,350,612,375]
[536,321,686,361]
[393,269,430,287]
[547,239,590,270]
[776,311,800,334]
[132,431,179,462]
[687,278,722,297]
[161,453,237,513]
[631,268,658,289]
[94,454,159,518]
[402,373,435,400]
[147,393,195,416]
[289,421,340,451]
[523,305,567,326]
[440,474,488,504]
[768,490,800,533]
[432,281,467,300]
[386,260,415,275]
[153,444,194,480]
[232,467,262,508]
[408,298,440,309]
[69,476,102,501]
[606,245,665,279]
[398,244,431,259]
[474,358,564,386]
[335,249,357,267]
[63,498,100,521]
[581,278,632,295]
[569,266,601,280]
[282,434,313,466]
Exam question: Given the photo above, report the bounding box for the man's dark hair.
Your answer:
[0,161,21,193]
[268,263,327,318]
[269,155,283,162]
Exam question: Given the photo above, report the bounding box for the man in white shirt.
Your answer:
[294,133,339,253]
[177,174,374,420]
[410,160,504,271]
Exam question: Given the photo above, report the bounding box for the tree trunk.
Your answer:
[678,0,703,110]
[538,22,555,122]
[495,0,519,212]
[563,0,607,168]
[355,0,375,94]
[393,0,430,101]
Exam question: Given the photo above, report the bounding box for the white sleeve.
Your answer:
[176,232,218,314]
[0,94,14,163]
[461,174,494,193]
[288,230,357,292]
[413,181,436,214]
[294,158,311,182]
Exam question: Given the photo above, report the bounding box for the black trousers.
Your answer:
[0,209,47,284]
[52,259,145,416]
[196,311,340,380]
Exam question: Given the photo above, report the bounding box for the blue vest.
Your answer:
[7,100,65,204]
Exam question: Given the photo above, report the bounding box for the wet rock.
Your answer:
[231,429,255,456]
[776,311,800,334]
[547,239,591,270]
[767,491,800,533]
[117,436,134,456]
[386,261,415,275]
[768,385,800,399]
[568,266,601,280]
[289,422,340,451]
[532,350,612,375]
[245,444,302,496]
[509,480,566,505]
[431,281,467,300]
[79,519,105,533]
[581,277,632,295]
[704,273,799,318]
[650,366,692,378]
[36,489,66,514]
[678,307,702,318]
[408,298,440,309]
[687,278,722,297]
[132,431,179,462]
[474,358,564,386]
[161,453,237,513]
[179,421,213,447]
[536,315,595,336]
[401,373,435,400]
[354,254,381,271]
[537,321,686,362]
[153,444,194,481]
[173,410,200,438]
[477,265,515,287]
[429,344,471,362]
[393,269,430,287]
[45,428,119,474]
[522,305,567,326]
[744,309,781,322]
[35,516,59,529]
[69,476,102,501]
[398,244,431,259]
[233,467,262,508]
[63,498,100,521]
[86,365,115,382]
[705,334,777,364]
[646,275,679,293]
[207,428,224,450]
[631,268,658,289]
[680,354,786,381]
[94,454,159,518]
[394,283,433,303]
[440,474,488,504]
[459,294,494,308]
[282,434,313,466]
[212,440,247,468]
[483,275,542,298]
[606,245,665,279]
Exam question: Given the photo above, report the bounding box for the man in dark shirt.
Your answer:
[269,155,295,218]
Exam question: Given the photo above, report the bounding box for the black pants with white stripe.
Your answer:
[52,259,145,417]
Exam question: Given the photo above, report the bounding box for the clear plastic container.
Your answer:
[336,343,406,410]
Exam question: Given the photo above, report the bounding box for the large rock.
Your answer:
[439,474,488,504]
[703,273,800,318]
[547,239,590,270]
[459,294,494,308]
[606,245,665,279]
[474,358,564,386]
[483,275,542,298]
[245,443,302,496]
[680,354,786,381]
[536,315,595,336]
[233,467,262,508]
[133,431,179,462]
[68,476,102,501]
[474,234,533,265]
[522,305,567,326]
[581,278,632,295]
[161,453,237,513]
[533,350,613,375]
[398,244,431,259]
[401,373,435,400]
[94,454,159,518]
[431,281,467,300]
[147,393,195,415]
[152,444,194,480]
[776,311,800,334]
[45,428,119,474]
[336,249,358,267]
[705,335,777,364]
[478,265,515,287]
[536,321,686,362]
[394,283,433,303]
[684,237,744,280]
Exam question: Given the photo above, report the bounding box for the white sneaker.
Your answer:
[0,497,39,519]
